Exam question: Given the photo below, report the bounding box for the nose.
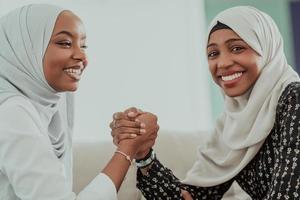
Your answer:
[217,52,234,69]
[73,46,87,63]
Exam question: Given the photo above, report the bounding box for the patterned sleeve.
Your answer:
[264,84,300,199]
[136,158,234,200]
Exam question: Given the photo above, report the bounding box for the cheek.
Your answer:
[83,59,88,67]
[251,65,261,81]
[247,56,261,77]
[44,49,68,69]
[208,61,218,79]
[208,61,214,74]
[43,49,68,82]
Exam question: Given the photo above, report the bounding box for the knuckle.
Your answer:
[114,112,123,120]
[129,107,137,111]
[135,128,140,133]
[118,134,125,140]
[113,112,118,119]
[135,121,140,126]
[116,134,121,141]
[119,127,126,132]
[114,129,120,135]
[115,120,120,128]
[154,115,158,122]
[156,125,160,131]
[113,137,119,145]
[125,107,137,113]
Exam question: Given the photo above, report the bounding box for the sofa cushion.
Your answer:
[73,131,251,199]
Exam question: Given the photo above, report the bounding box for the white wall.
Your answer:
[0,0,212,141]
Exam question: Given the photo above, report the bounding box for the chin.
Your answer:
[224,87,250,97]
[225,92,240,97]
[67,87,78,92]
[60,84,79,92]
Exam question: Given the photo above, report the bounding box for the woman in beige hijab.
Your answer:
[111,6,300,199]
[0,4,157,199]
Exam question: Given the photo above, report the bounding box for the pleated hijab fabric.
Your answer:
[183,6,300,186]
[0,4,72,159]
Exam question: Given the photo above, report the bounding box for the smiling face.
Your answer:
[43,11,88,92]
[207,29,261,97]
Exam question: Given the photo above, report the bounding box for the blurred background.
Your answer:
[0,0,299,141]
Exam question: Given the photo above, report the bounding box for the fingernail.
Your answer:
[140,123,146,128]
[140,129,146,134]
[128,112,136,117]
[113,113,118,119]
[131,134,137,137]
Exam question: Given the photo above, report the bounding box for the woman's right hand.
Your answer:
[110,107,159,159]
[109,107,145,145]
[132,112,159,159]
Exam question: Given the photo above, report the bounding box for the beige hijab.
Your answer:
[183,6,299,186]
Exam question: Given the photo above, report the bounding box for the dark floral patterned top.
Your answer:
[137,82,300,200]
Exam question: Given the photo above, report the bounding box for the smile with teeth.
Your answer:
[221,72,243,81]
[63,68,82,80]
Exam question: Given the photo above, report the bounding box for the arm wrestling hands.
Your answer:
[110,107,158,159]
[109,107,193,200]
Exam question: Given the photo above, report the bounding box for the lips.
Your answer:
[63,66,84,81]
[218,71,244,89]
[221,72,243,81]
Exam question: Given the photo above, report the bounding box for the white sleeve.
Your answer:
[77,173,117,200]
[0,101,117,200]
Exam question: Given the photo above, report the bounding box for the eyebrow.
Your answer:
[207,38,244,48]
[55,30,86,40]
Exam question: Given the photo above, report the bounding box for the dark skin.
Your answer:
[103,107,158,191]
[109,29,264,199]
[110,107,159,159]
[44,11,159,192]
[110,107,193,200]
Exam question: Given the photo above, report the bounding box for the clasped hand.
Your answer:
[109,107,193,200]
[110,107,159,159]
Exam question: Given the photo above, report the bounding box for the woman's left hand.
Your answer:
[181,190,193,200]
[110,107,145,145]
[110,107,159,159]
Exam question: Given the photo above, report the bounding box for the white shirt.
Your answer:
[0,96,117,200]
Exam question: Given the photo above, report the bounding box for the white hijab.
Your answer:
[0,4,73,159]
[183,6,300,186]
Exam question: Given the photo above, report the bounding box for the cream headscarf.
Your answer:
[0,4,73,159]
[183,6,300,186]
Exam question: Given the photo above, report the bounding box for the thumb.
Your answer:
[181,190,193,200]
[127,111,139,118]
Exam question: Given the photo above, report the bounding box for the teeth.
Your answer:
[64,68,81,75]
[221,72,242,81]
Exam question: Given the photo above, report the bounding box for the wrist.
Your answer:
[136,148,151,160]
[135,148,156,168]
[117,142,137,158]
[136,148,153,162]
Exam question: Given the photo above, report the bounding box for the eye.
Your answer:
[231,46,245,53]
[81,45,88,49]
[207,50,219,59]
[57,41,72,48]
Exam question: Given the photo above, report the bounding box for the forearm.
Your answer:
[182,181,234,200]
[137,158,234,200]
[102,143,136,191]
[137,158,183,199]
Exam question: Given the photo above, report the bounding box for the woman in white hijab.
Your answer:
[110,6,300,199]
[0,4,158,200]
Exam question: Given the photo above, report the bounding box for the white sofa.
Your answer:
[73,131,251,200]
